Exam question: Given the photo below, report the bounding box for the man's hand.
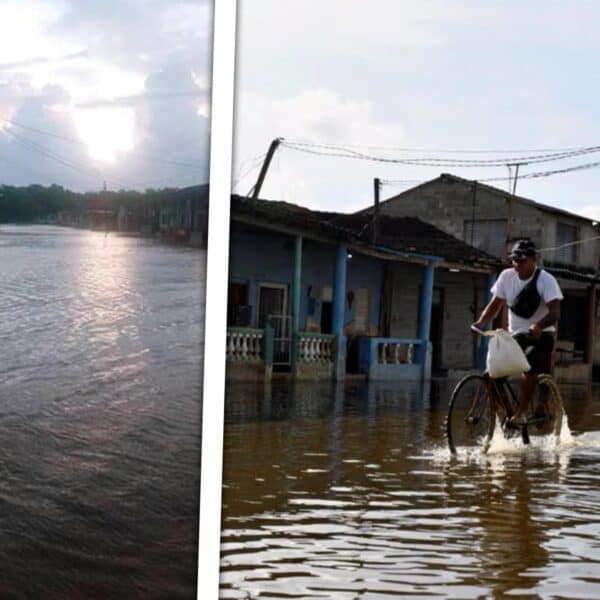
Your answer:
[472,319,485,331]
[528,322,542,340]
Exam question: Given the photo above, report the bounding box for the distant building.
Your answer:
[156,185,208,247]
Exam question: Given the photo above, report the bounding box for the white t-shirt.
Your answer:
[491,267,563,333]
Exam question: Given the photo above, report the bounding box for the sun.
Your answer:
[72,106,135,164]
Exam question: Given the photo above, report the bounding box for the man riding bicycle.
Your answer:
[472,239,563,426]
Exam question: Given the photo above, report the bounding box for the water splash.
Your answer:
[429,412,599,464]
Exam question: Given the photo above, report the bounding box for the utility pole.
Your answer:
[470,180,478,246]
[250,137,283,200]
[372,177,381,244]
[506,162,521,251]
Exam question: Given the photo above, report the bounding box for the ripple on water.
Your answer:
[0,226,204,597]
[222,379,600,599]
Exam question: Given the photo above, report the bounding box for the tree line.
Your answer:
[0,184,208,223]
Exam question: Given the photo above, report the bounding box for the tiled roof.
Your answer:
[231,195,501,269]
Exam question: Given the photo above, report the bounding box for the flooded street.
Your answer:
[0,225,204,598]
[221,378,600,598]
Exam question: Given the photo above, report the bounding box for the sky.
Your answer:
[233,1,600,220]
[0,0,212,192]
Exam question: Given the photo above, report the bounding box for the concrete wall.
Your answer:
[380,177,599,271]
[229,224,384,334]
[388,262,488,370]
[379,177,514,246]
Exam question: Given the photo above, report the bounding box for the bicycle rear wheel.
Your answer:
[529,374,564,438]
[447,374,495,454]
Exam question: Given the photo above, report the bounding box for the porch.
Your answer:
[226,326,435,381]
[226,196,501,382]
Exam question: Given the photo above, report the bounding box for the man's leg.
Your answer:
[514,372,537,424]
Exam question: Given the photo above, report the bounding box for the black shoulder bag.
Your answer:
[510,268,542,319]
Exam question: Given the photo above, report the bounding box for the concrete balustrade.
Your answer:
[298,333,335,363]
[226,328,264,361]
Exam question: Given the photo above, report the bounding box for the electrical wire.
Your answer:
[282,139,600,167]
[538,236,600,253]
[381,157,600,187]
[232,152,266,188]
[1,117,203,169]
[3,128,156,189]
[284,137,591,154]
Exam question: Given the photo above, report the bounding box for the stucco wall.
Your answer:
[228,225,383,334]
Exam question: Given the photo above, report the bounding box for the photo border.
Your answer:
[198,1,238,596]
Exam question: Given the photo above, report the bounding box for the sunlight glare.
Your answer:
[73,107,135,164]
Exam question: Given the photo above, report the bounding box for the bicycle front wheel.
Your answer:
[447,374,495,454]
[530,374,564,438]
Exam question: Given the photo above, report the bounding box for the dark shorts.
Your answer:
[514,332,555,374]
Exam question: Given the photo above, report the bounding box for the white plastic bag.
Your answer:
[486,329,531,378]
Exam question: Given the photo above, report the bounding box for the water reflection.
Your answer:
[0,226,203,598]
[221,378,600,598]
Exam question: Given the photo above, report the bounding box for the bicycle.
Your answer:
[446,327,565,454]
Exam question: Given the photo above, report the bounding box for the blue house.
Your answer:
[226,195,500,381]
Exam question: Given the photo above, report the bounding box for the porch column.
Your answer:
[291,235,303,372]
[477,272,497,370]
[332,244,348,380]
[417,260,436,379]
[586,284,596,364]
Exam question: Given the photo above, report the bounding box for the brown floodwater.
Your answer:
[220,378,600,599]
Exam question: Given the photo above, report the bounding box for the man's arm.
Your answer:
[529,299,561,338]
[473,296,506,330]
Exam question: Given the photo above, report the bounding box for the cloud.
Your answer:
[234,0,600,213]
[0,1,212,191]
[578,205,600,222]
[0,49,88,71]
[234,89,407,210]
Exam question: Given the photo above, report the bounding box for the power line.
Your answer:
[539,235,600,253]
[3,128,150,189]
[284,137,591,154]
[282,139,600,168]
[232,152,267,188]
[1,117,203,169]
[382,157,600,186]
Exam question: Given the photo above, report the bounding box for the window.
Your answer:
[463,219,507,257]
[555,223,578,264]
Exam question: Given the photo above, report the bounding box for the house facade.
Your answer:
[226,195,500,382]
[368,173,600,381]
